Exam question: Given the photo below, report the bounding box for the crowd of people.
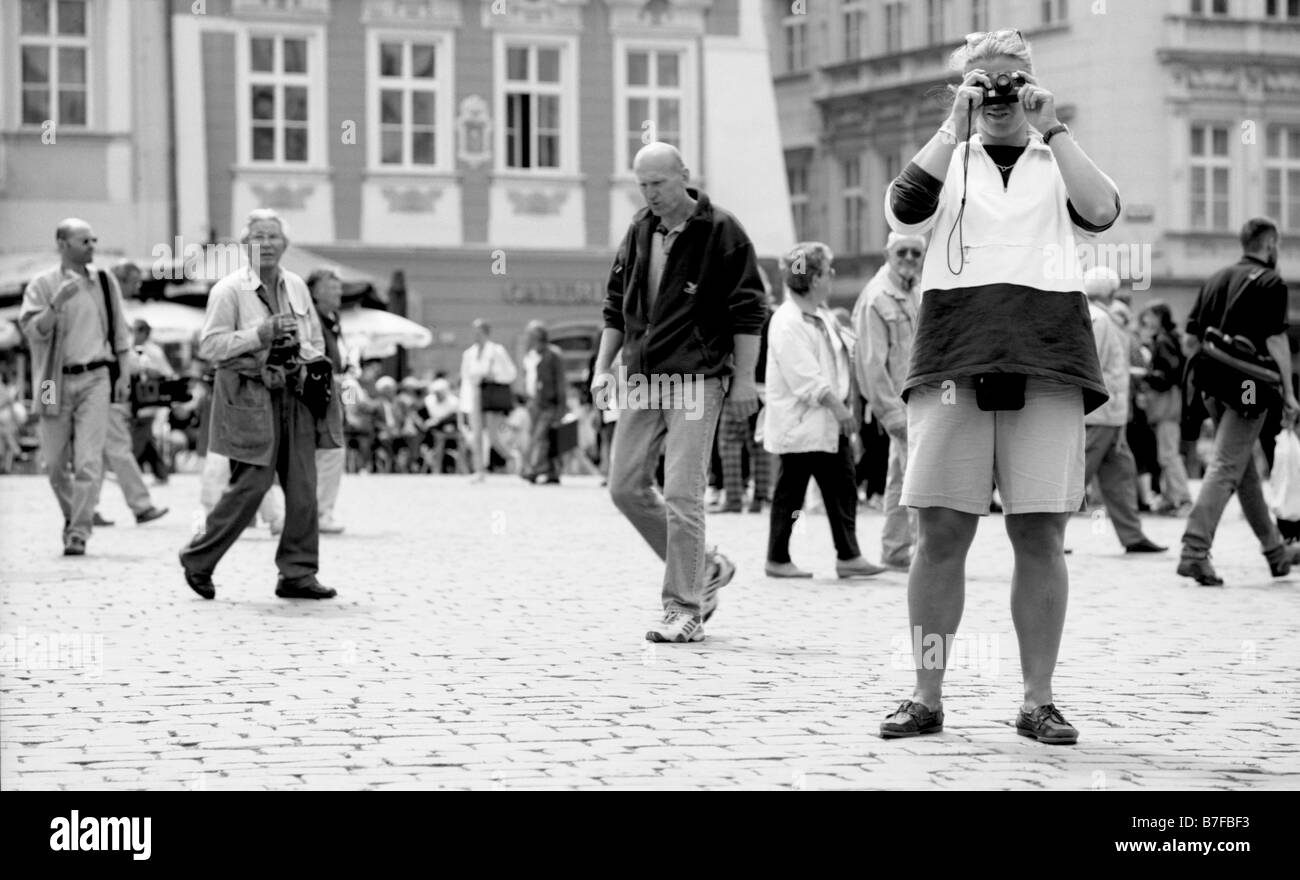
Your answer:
[11,28,1295,748]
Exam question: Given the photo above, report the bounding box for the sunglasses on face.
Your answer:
[893,249,923,259]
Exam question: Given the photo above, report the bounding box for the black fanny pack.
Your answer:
[975,373,1026,411]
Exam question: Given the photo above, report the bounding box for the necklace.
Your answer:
[992,160,1016,173]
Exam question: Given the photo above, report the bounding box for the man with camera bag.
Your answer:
[1178,217,1299,586]
[179,209,342,600]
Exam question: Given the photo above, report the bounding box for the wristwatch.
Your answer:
[1042,123,1070,146]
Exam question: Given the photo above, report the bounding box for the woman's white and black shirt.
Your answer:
[885,131,1120,414]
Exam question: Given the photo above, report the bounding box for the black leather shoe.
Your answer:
[92,512,114,527]
[1016,703,1079,745]
[179,549,215,599]
[1265,543,1300,577]
[880,700,943,739]
[1125,538,1167,553]
[275,579,337,599]
[63,536,86,556]
[1177,557,1224,586]
[135,506,169,525]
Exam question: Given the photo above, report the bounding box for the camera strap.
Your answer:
[946,100,973,276]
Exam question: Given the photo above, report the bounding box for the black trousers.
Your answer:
[768,435,862,563]
[182,390,320,585]
[857,415,890,497]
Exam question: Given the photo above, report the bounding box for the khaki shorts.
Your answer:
[900,376,1086,516]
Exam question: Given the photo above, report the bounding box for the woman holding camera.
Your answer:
[878,30,1119,744]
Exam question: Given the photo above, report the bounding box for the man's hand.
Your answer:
[590,370,616,411]
[52,277,81,309]
[1284,395,1300,429]
[258,313,298,347]
[725,376,761,419]
[887,421,907,445]
[113,374,131,405]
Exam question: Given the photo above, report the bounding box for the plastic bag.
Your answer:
[1268,430,1300,521]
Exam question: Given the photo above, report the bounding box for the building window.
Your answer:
[247,34,312,163]
[927,0,949,45]
[500,41,571,171]
[884,2,905,54]
[971,0,989,33]
[1190,124,1231,230]
[618,45,693,172]
[843,1,868,60]
[1041,0,1068,24]
[783,16,807,72]
[19,0,88,127]
[1190,0,1228,14]
[1265,0,1300,19]
[842,157,863,255]
[372,36,447,169]
[1266,125,1300,231]
[788,163,808,240]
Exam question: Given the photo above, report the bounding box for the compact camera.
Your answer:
[983,72,1027,106]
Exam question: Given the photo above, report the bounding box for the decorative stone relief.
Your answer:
[232,0,330,18]
[251,183,314,210]
[606,0,709,33]
[457,96,493,169]
[506,188,569,215]
[382,186,443,212]
[361,0,462,25]
[479,0,587,31]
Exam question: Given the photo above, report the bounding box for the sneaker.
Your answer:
[836,556,886,578]
[1176,556,1224,586]
[319,518,345,535]
[880,700,944,739]
[701,550,736,623]
[62,535,86,556]
[1015,703,1079,745]
[646,610,705,643]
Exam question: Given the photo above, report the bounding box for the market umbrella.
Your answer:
[339,307,432,360]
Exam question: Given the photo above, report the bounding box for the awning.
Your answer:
[0,301,206,346]
[0,250,171,304]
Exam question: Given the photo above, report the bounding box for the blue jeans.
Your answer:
[1181,397,1285,561]
[608,377,725,617]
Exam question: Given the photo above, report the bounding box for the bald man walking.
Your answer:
[19,219,133,555]
[593,142,766,643]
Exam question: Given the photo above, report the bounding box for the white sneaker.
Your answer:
[319,517,345,534]
[645,610,705,643]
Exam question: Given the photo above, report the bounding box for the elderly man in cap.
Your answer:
[853,232,926,569]
[20,219,133,555]
[1082,266,1165,554]
[179,208,343,600]
[88,262,169,528]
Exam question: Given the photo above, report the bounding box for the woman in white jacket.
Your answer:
[458,318,518,482]
[763,242,886,580]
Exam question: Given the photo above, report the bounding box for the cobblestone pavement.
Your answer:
[2,472,1297,790]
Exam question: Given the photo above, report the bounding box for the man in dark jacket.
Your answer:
[1178,216,1300,585]
[592,142,766,643]
[522,319,568,484]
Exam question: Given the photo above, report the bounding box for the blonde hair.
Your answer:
[949,29,1034,74]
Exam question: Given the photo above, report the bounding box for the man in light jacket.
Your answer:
[763,241,886,580]
[19,219,133,555]
[179,209,343,600]
[1082,266,1164,553]
[854,232,925,569]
